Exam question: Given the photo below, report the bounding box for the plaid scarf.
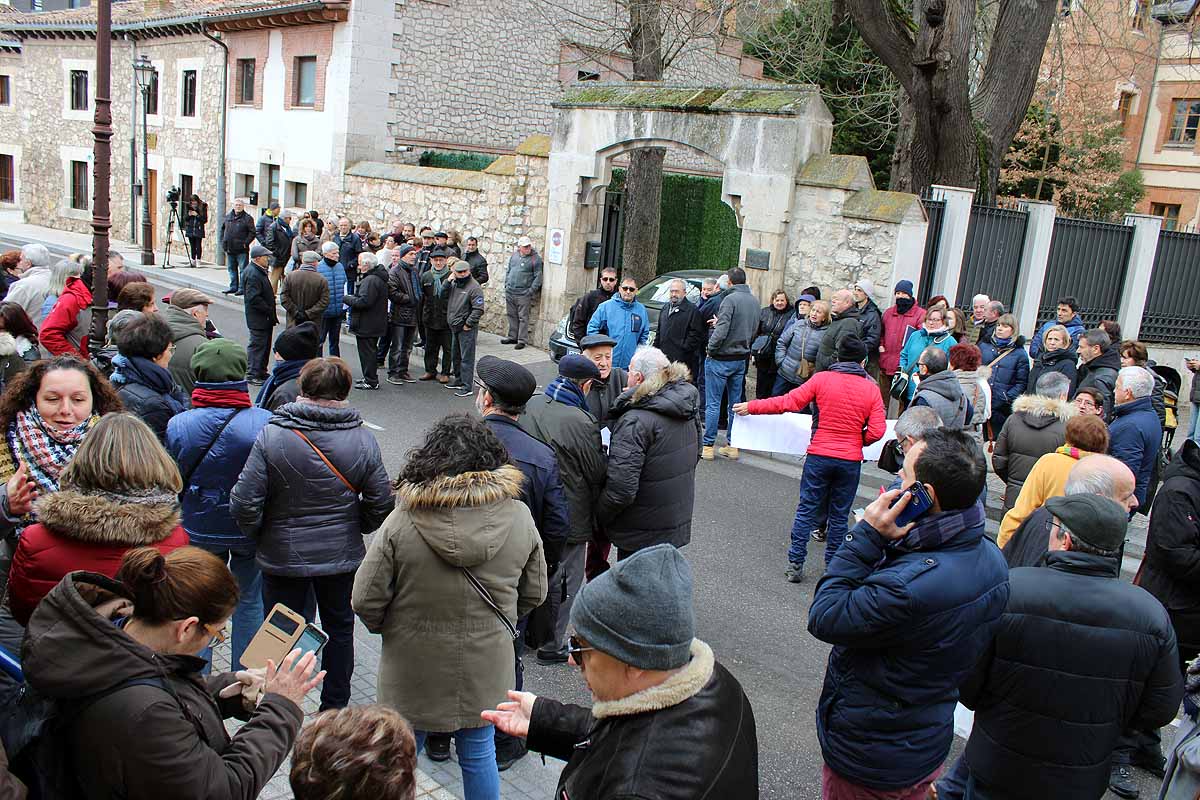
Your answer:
[7,409,99,524]
[891,500,985,553]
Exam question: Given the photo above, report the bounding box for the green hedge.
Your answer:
[418,150,498,172]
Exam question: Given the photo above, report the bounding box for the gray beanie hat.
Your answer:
[569,543,694,670]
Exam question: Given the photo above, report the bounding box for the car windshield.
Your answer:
[638,276,704,305]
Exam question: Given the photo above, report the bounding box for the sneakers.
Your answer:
[454,387,472,398]
[222,288,238,295]
[784,564,804,583]
[536,645,569,665]
[436,375,450,384]
[494,732,527,771]
[444,380,464,390]
[1108,765,1139,799]
[811,529,827,542]
[397,373,418,383]
[246,376,265,386]
[718,446,739,460]
[418,372,436,381]
[701,446,715,460]
[386,375,405,386]
[353,379,379,390]
[500,338,517,344]
[425,733,451,763]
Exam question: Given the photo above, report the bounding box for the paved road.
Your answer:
[1,231,1171,800]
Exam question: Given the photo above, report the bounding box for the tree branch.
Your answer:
[842,0,918,91]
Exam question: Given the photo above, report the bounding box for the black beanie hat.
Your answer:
[837,334,868,364]
[274,321,321,361]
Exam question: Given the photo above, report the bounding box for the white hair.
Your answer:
[21,243,50,268]
[321,241,338,254]
[357,251,378,268]
[702,277,718,288]
[669,278,687,291]
[972,294,990,305]
[716,274,730,290]
[1118,366,1154,399]
[629,345,669,377]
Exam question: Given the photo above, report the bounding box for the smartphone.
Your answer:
[241,603,307,669]
[891,483,934,527]
[294,623,329,659]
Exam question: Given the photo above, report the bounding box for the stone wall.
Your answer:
[338,143,550,336]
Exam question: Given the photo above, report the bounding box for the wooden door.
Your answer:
[147,169,158,249]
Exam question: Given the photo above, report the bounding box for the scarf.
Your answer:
[9,408,99,498]
[991,335,1014,349]
[298,396,349,409]
[828,361,869,379]
[892,500,985,553]
[256,359,307,407]
[192,381,252,409]
[1056,444,1086,460]
[895,297,916,314]
[924,326,949,337]
[111,356,187,415]
[544,376,590,411]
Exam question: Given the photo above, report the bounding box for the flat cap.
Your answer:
[300,250,321,264]
[1046,494,1128,554]
[169,287,214,309]
[398,244,415,258]
[429,246,448,259]
[249,243,272,259]
[476,356,537,405]
[435,231,448,238]
[558,353,600,380]
[578,333,617,350]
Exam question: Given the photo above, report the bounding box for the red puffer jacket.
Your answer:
[8,489,189,625]
[747,367,886,461]
[879,303,926,375]
[39,275,93,358]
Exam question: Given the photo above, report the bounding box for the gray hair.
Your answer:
[321,241,338,255]
[716,274,730,290]
[987,300,1006,315]
[357,251,378,268]
[21,243,50,268]
[46,258,82,298]
[629,345,669,377]
[668,278,687,292]
[894,406,941,442]
[1118,366,1154,399]
[1034,371,1072,399]
[1080,328,1111,350]
[919,346,948,374]
[702,277,718,289]
[972,294,990,305]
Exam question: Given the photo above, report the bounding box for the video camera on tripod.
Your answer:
[161,185,184,269]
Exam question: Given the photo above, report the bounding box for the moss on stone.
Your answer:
[797,155,874,191]
[515,134,551,157]
[344,161,486,192]
[483,155,517,175]
[842,190,924,224]
[554,83,818,115]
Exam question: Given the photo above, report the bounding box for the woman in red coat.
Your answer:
[8,412,188,625]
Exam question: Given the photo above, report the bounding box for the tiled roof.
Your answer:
[2,0,342,29]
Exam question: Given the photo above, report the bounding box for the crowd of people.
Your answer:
[2,217,1200,800]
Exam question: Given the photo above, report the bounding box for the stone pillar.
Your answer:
[888,211,929,297]
[1012,200,1056,338]
[929,185,975,304]
[1118,213,1164,339]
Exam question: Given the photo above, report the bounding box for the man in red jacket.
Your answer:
[735,335,886,582]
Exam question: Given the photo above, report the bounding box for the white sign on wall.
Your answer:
[547,228,565,264]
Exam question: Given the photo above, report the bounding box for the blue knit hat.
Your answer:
[570,544,694,670]
[895,279,915,296]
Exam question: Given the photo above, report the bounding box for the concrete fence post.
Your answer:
[1118,214,1164,340]
[929,185,975,304]
[1013,200,1057,338]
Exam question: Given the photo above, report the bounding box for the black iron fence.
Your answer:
[917,197,945,304]
[1037,217,1133,330]
[1142,229,1200,345]
[958,204,1028,308]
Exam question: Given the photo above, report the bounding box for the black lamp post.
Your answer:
[133,54,157,267]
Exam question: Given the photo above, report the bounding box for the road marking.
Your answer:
[363,420,385,431]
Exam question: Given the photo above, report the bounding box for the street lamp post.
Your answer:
[133,55,157,267]
[88,0,112,355]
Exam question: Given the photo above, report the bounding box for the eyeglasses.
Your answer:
[619,286,636,292]
[600,277,617,283]
[207,623,227,645]
[567,635,594,665]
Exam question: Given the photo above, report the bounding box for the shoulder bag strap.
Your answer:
[291,428,359,495]
[987,349,1013,369]
[180,408,245,487]
[460,567,519,641]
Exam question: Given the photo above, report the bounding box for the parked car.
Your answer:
[548,269,722,361]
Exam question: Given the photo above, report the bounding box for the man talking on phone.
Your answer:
[808,428,1010,800]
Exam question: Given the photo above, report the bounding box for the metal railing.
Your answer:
[1142,229,1200,344]
[1036,216,1133,329]
[958,204,1028,308]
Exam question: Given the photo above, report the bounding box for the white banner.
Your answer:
[729,412,896,461]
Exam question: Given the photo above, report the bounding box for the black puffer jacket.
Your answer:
[815,305,862,372]
[1075,346,1121,417]
[597,363,701,552]
[1027,347,1078,395]
[344,264,389,338]
[230,401,393,576]
[754,305,791,368]
[387,263,418,327]
[992,394,1072,514]
[960,550,1183,800]
[857,298,883,356]
[1139,440,1200,614]
[527,640,759,800]
[242,264,277,331]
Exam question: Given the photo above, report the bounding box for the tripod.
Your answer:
[161,201,184,270]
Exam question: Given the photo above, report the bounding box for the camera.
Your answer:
[165,185,181,205]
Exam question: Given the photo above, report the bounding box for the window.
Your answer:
[286,180,307,208]
[180,69,197,117]
[235,173,255,199]
[69,70,88,111]
[1168,99,1200,144]
[70,160,88,210]
[1151,202,1181,230]
[0,155,13,203]
[179,173,193,201]
[293,56,316,107]
[1118,92,1134,125]
[265,164,280,206]
[0,76,10,107]
[236,59,254,105]
[145,70,159,116]
[577,70,601,82]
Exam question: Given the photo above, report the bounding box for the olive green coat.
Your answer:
[351,464,547,732]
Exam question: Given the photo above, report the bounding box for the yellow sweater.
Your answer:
[997,448,1096,548]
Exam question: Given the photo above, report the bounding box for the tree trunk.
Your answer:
[621,0,666,284]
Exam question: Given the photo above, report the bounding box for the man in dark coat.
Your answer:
[418,247,453,383]
[852,279,883,378]
[258,322,320,412]
[1075,328,1122,418]
[332,217,365,296]
[568,268,617,343]
[385,244,420,385]
[656,277,706,380]
[445,258,485,397]
[483,545,759,799]
[267,209,295,293]
[597,347,701,557]
[520,354,608,665]
[255,202,278,249]
[808,428,1009,798]
[280,251,330,328]
[910,346,968,428]
[1109,366,1164,510]
[580,334,627,428]
[954,494,1182,800]
[462,236,489,285]
[221,198,256,295]
[815,289,863,372]
[111,312,189,443]
[342,252,389,390]
[243,244,278,385]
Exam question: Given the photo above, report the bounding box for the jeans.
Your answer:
[343,263,356,296]
[773,374,800,397]
[196,543,263,672]
[261,571,356,711]
[1190,402,1200,443]
[320,315,342,357]
[936,754,970,800]
[246,327,273,380]
[226,251,248,291]
[413,727,500,800]
[703,358,746,446]
[452,326,478,386]
[356,336,379,386]
[424,328,452,376]
[387,324,416,377]
[505,292,532,343]
[789,454,861,569]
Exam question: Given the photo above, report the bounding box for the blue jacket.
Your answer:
[483,415,568,570]
[1030,314,1086,358]
[898,329,956,400]
[332,231,364,271]
[982,338,1030,415]
[587,296,649,370]
[166,393,274,550]
[1109,395,1163,509]
[317,256,346,317]
[808,510,1010,791]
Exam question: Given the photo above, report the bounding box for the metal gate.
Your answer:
[957,205,1027,308]
[918,197,945,304]
[599,188,625,272]
[1037,217,1133,328]
[1142,229,1200,344]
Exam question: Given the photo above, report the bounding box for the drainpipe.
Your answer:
[201,24,228,267]
[1136,27,1164,173]
[129,34,138,248]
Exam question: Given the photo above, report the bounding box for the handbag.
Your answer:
[797,358,814,380]
[889,371,910,400]
[290,429,359,495]
[750,334,772,358]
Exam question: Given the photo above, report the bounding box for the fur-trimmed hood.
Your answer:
[34,489,181,545]
[1012,393,1075,429]
[614,362,699,421]
[592,639,715,719]
[395,464,528,568]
